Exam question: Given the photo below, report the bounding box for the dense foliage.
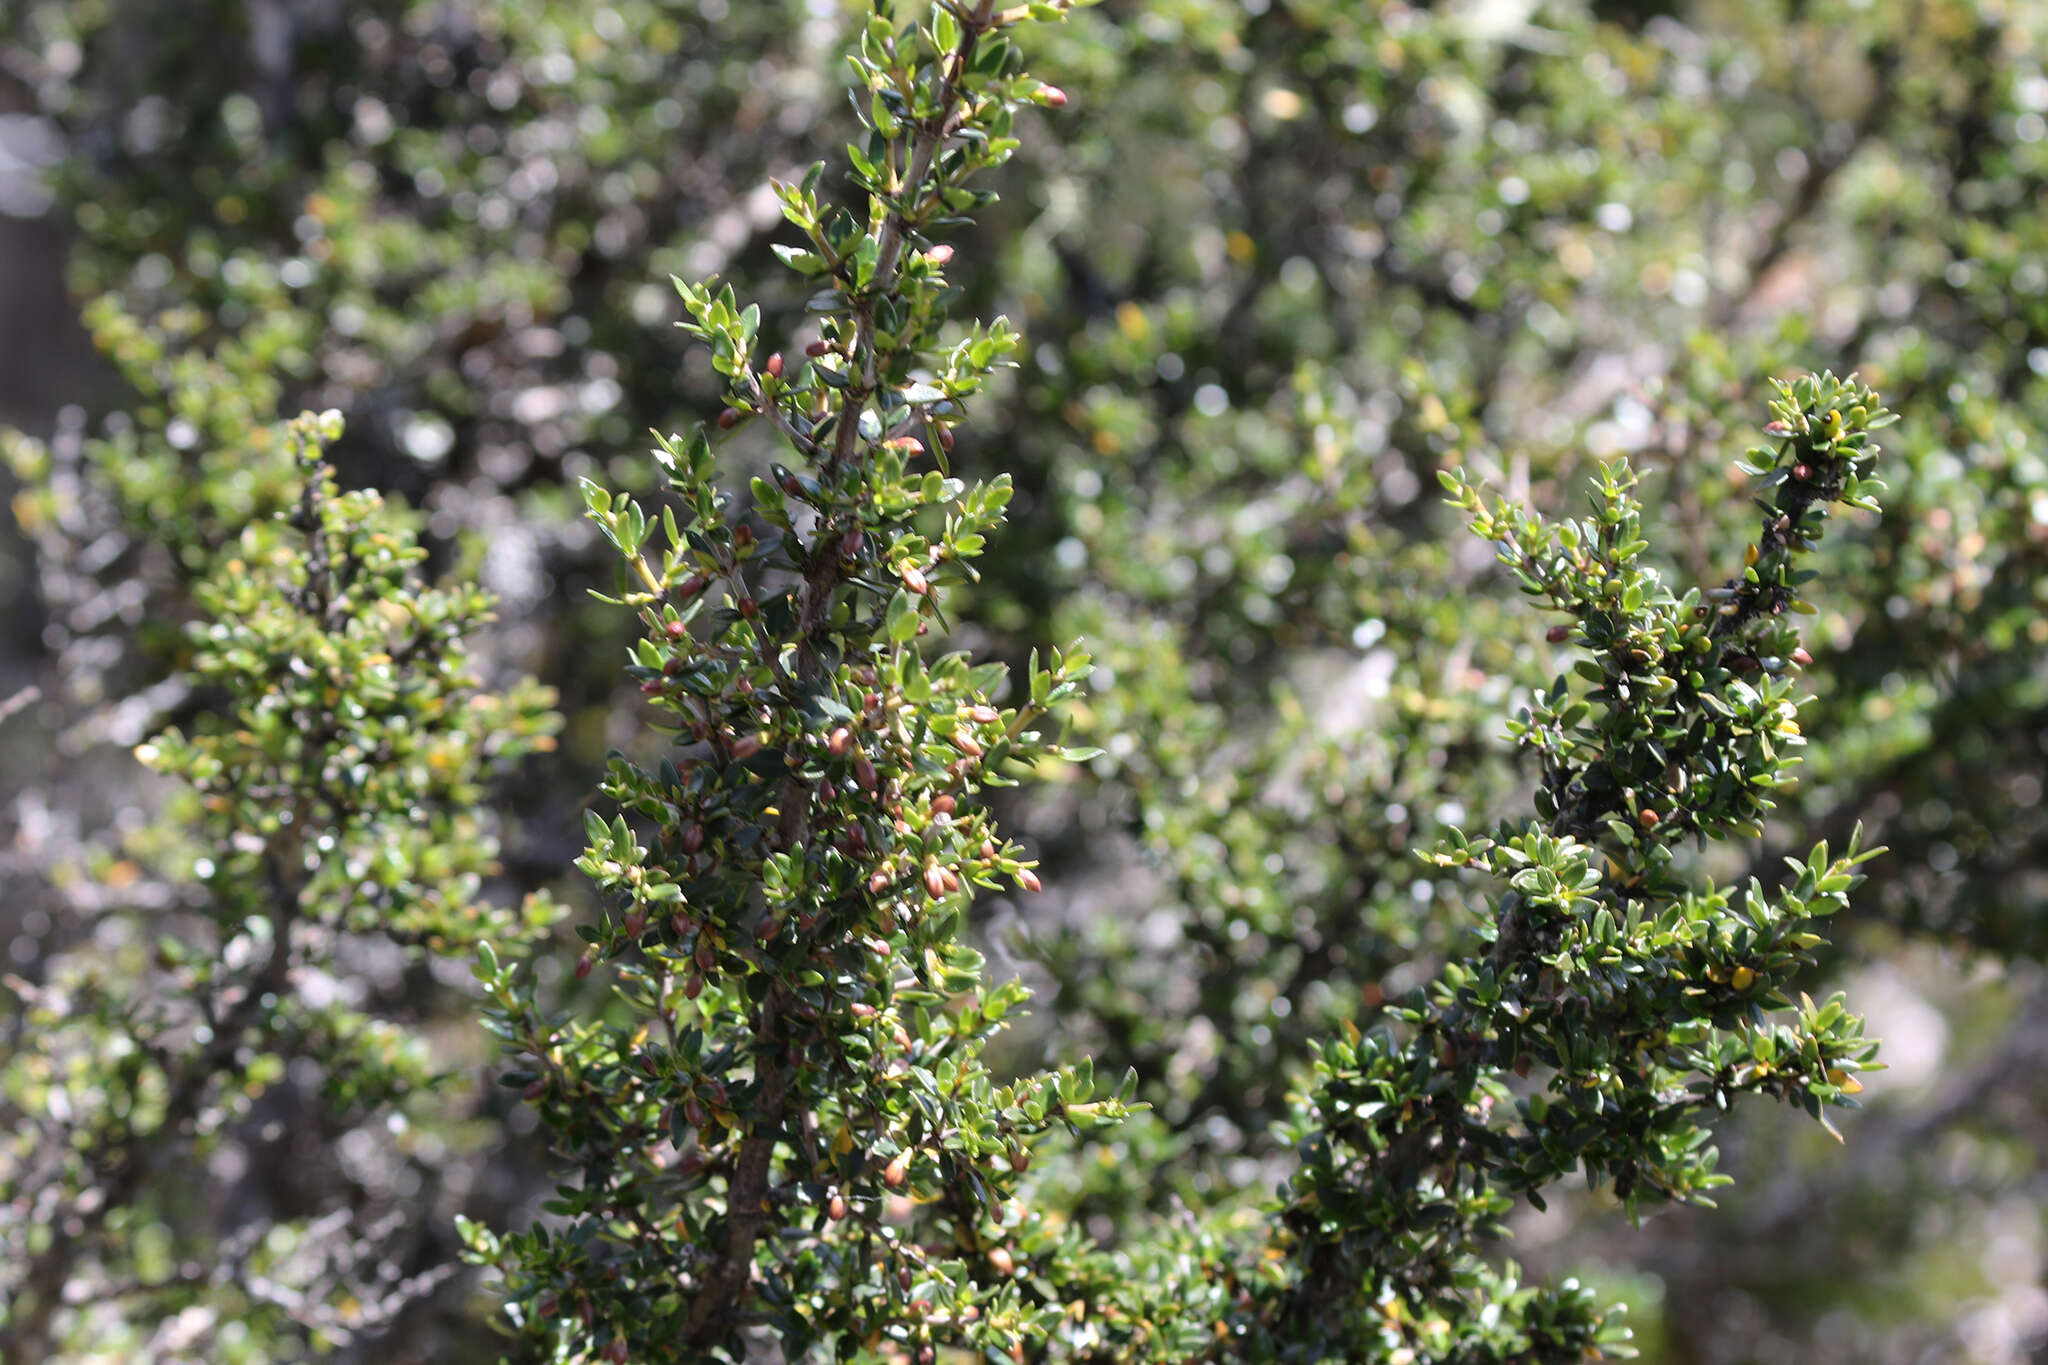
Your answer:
[3,0,2046,1362]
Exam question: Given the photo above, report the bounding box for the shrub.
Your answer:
[5,0,2041,1361]
[451,6,1886,1360]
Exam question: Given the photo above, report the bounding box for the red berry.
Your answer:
[665,619,686,639]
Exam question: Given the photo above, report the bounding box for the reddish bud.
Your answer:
[733,524,754,548]
[842,527,864,557]
[937,425,955,451]
[537,1294,559,1318]
[522,1077,548,1101]
[805,339,832,358]
[931,793,957,816]
[829,1193,849,1221]
[855,755,878,790]
[682,823,705,854]
[851,1002,878,1019]
[738,596,759,617]
[717,407,743,430]
[1792,463,1814,482]
[1546,624,1571,644]
[884,1152,910,1189]
[605,1340,629,1364]
[924,244,955,267]
[623,910,646,938]
[1792,646,1814,666]
[781,475,803,496]
[952,732,983,758]
[869,869,892,894]
[695,938,716,972]
[1018,867,1043,893]
[827,726,854,756]
[683,1095,708,1129]
[575,952,595,979]
[758,916,780,943]
[685,973,705,1000]
[765,351,784,379]
[1763,421,1794,437]
[1009,1144,1030,1173]
[863,691,882,713]
[988,1247,1015,1275]
[924,865,949,899]
[897,1266,914,1292]
[641,679,663,695]
[731,732,762,760]
[677,574,710,600]
[1638,807,1662,829]
[901,564,929,594]
[1038,85,1068,107]
[664,618,686,640]
[966,705,1000,724]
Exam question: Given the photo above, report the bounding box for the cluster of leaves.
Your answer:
[1,381,558,1358]
[456,5,1157,1362]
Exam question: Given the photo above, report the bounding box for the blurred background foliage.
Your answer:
[3,0,2047,1360]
